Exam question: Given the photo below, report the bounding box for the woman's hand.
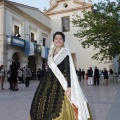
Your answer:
[65,87,71,99]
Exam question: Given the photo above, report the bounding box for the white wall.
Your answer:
[12,3,51,28]
[5,8,50,45]
[3,4,51,70]
[48,1,110,71]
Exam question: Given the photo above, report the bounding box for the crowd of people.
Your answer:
[0,61,115,92]
[77,67,114,86]
[0,61,48,91]
[7,63,32,91]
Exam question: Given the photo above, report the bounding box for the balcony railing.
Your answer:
[7,36,49,58]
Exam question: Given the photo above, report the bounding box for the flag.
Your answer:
[7,36,25,47]
[41,46,48,58]
[25,40,34,56]
[29,42,34,56]
[7,37,11,45]
[11,36,25,47]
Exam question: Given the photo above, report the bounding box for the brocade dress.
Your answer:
[30,55,75,120]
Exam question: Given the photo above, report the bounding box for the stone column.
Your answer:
[0,5,7,67]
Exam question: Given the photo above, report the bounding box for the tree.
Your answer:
[72,0,120,62]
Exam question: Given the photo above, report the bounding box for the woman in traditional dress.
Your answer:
[30,32,93,120]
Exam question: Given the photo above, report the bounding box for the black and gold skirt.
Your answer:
[29,72,75,120]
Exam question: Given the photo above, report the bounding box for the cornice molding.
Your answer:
[12,16,23,25]
[8,1,39,11]
[46,5,91,16]
[45,0,92,15]
[29,25,37,32]
[42,32,48,38]
[0,0,51,32]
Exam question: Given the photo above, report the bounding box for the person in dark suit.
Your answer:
[81,69,85,80]
[10,61,18,91]
[37,68,42,81]
[25,65,32,87]
[78,68,81,81]
[103,68,109,85]
[94,67,100,85]
[109,68,113,75]
[7,65,12,90]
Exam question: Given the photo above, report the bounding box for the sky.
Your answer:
[9,0,98,11]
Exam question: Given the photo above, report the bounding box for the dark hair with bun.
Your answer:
[53,31,65,42]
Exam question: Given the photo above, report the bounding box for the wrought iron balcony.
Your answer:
[7,35,49,58]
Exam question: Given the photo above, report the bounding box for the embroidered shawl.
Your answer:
[48,42,90,120]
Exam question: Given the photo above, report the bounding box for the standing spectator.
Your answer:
[45,65,48,73]
[23,67,26,83]
[94,67,100,86]
[78,68,81,81]
[109,68,113,75]
[21,67,24,83]
[81,69,85,80]
[99,70,102,76]
[11,61,18,91]
[7,65,12,90]
[17,68,22,84]
[25,65,32,87]
[103,68,109,85]
[88,67,93,85]
[101,70,104,76]
[85,69,89,80]
[0,65,5,90]
[31,68,34,80]
[37,68,42,81]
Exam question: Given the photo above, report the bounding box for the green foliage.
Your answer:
[72,0,120,62]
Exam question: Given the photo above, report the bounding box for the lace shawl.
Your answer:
[48,43,90,120]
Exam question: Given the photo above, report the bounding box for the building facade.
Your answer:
[0,0,113,76]
[0,0,51,74]
[45,0,111,71]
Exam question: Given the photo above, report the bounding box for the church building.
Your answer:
[0,0,113,75]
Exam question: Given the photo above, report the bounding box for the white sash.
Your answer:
[48,48,68,91]
[48,46,90,120]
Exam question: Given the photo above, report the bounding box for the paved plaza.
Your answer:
[0,79,120,120]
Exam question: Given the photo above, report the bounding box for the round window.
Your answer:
[63,3,68,8]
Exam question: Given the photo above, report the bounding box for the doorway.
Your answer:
[28,56,36,79]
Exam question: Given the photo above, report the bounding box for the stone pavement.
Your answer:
[80,80,120,120]
[0,79,120,120]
